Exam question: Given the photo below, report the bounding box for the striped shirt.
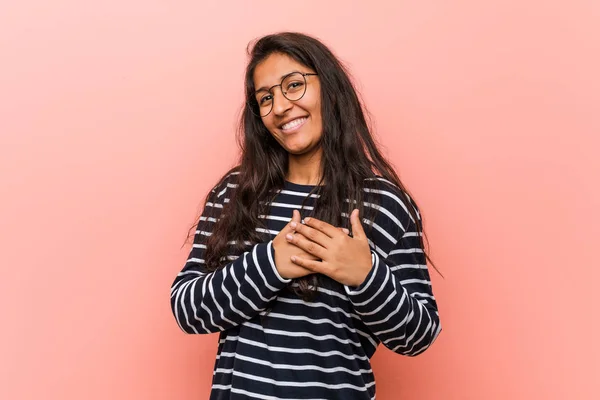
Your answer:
[170,171,441,399]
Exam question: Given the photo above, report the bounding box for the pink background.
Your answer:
[1,1,598,399]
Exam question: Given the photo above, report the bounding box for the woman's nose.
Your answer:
[272,88,293,116]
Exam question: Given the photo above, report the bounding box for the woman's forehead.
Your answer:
[253,53,308,88]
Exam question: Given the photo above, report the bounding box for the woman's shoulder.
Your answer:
[362,174,413,206]
[207,166,241,199]
[363,174,401,192]
[361,174,421,230]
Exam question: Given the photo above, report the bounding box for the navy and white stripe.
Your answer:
[170,171,441,399]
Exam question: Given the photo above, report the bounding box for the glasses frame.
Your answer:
[249,71,318,117]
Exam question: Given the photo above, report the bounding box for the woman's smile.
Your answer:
[281,116,308,134]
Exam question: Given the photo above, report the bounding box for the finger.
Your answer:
[286,231,326,259]
[295,252,321,261]
[292,209,301,223]
[291,222,331,249]
[286,210,301,233]
[290,255,324,274]
[303,217,340,238]
[350,209,367,240]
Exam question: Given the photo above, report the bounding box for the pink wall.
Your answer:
[1,1,598,399]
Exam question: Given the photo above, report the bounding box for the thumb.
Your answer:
[288,209,301,231]
[293,209,302,223]
[350,209,366,239]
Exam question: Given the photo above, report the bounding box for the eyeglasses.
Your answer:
[249,71,318,117]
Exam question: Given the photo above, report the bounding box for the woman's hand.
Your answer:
[287,209,373,287]
[273,210,317,279]
[273,210,352,280]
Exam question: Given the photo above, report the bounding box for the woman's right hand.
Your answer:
[273,210,317,279]
[273,210,349,280]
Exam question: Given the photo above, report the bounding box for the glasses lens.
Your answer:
[251,72,308,117]
[253,90,272,117]
[281,72,307,102]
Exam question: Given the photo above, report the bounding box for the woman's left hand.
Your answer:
[286,209,373,287]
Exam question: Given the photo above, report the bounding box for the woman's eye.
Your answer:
[287,81,304,90]
[259,95,272,105]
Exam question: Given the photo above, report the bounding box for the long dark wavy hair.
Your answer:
[190,32,439,300]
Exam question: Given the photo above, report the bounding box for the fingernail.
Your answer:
[290,222,297,228]
[286,234,293,240]
[305,217,311,223]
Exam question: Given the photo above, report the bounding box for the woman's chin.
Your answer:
[286,145,312,155]
[284,138,319,155]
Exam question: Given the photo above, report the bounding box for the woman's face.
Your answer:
[253,53,323,155]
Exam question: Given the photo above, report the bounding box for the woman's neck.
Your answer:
[286,148,324,186]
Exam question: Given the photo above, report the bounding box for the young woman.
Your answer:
[170,32,442,400]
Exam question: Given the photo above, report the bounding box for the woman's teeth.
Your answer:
[282,117,307,130]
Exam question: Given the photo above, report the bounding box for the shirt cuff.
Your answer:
[262,240,292,286]
[344,251,377,296]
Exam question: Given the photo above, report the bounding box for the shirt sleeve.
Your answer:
[170,178,291,334]
[343,186,442,356]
